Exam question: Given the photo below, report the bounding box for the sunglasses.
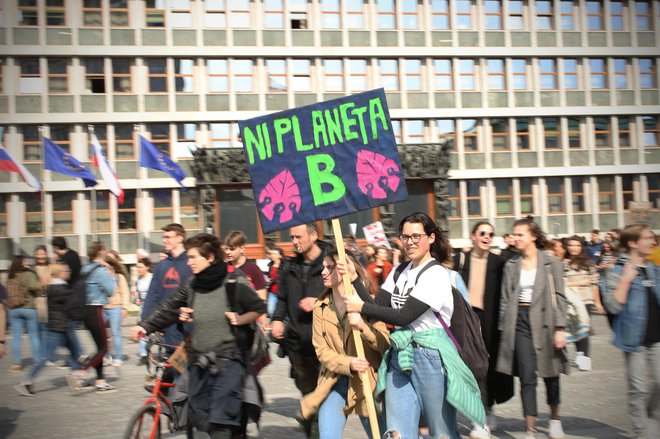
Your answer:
[478,231,495,238]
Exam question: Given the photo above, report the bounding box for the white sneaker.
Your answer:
[44,360,56,367]
[525,428,539,439]
[112,359,123,367]
[549,419,565,439]
[576,355,592,371]
[487,411,498,431]
[469,424,491,438]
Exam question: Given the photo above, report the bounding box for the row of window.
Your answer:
[4,115,658,163]
[3,56,658,95]
[11,0,658,32]
[0,189,199,236]
[1,174,656,240]
[446,174,659,219]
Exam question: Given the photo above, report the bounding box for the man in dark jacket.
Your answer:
[271,224,326,402]
[142,223,192,352]
[52,236,81,283]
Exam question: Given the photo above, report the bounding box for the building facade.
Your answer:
[0,0,659,263]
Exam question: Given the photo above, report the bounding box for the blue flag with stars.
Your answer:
[43,137,97,187]
[139,135,187,190]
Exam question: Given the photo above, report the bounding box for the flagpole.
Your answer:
[88,125,98,241]
[135,124,148,253]
[38,126,52,249]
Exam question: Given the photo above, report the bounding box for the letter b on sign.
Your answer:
[306,154,346,206]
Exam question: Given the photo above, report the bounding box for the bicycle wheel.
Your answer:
[123,404,161,439]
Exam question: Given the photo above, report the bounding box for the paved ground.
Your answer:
[0,315,638,438]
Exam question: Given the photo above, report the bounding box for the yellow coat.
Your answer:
[300,290,390,419]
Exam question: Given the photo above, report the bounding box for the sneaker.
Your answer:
[549,419,565,439]
[136,357,147,366]
[66,374,88,393]
[9,365,23,373]
[486,411,498,431]
[14,382,35,397]
[112,359,123,367]
[44,360,57,367]
[103,357,113,367]
[95,382,117,393]
[525,428,539,439]
[576,355,592,371]
[469,424,491,438]
[57,361,71,370]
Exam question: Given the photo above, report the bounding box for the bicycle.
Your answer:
[123,334,193,439]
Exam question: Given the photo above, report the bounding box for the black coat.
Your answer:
[271,241,329,356]
[47,282,73,333]
[454,250,513,405]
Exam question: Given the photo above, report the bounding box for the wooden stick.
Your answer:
[331,217,380,439]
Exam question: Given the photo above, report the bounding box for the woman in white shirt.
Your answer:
[496,217,568,439]
[346,212,483,439]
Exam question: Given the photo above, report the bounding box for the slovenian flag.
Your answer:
[90,132,124,204]
[0,144,42,191]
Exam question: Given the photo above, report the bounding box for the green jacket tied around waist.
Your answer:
[375,327,486,427]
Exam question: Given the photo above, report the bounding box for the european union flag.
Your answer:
[43,137,97,187]
[139,135,187,190]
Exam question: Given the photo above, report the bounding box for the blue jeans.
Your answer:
[9,308,41,366]
[385,347,459,439]
[318,375,385,439]
[26,330,82,382]
[68,321,84,362]
[267,292,278,318]
[103,307,123,360]
[38,322,49,361]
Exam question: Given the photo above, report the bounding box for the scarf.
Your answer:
[191,262,228,293]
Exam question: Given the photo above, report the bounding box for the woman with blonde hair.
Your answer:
[299,246,389,438]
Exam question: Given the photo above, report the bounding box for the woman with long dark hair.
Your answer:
[299,246,388,438]
[7,255,42,373]
[103,255,130,366]
[496,217,569,439]
[345,212,484,439]
[563,235,604,371]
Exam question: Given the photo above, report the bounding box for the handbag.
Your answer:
[547,264,590,342]
[249,322,271,375]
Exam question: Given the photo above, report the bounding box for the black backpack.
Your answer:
[393,260,489,383]
[67,264,101,320]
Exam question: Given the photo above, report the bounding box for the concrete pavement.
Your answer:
[0,315,637,438]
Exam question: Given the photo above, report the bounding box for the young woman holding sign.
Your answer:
[299,247,388,438]
[344,212,484,439]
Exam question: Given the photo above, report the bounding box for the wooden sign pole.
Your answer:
[331,217,381,439]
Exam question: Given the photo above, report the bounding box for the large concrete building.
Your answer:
[1,0,659,262]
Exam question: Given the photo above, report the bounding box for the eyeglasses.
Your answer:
[479,231,495,238]
[399,233,428,244]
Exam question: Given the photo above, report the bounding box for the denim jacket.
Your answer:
[602,253,660,353]
[82,262,116,306]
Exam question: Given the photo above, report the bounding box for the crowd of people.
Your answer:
[1,215,658,439]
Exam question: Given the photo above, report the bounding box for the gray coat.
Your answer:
[496,250,569,378]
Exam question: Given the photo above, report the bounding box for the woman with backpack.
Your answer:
[496,217,569,439]
[76,241,117,393]
[344,212,484,439]
[7,255,42,373]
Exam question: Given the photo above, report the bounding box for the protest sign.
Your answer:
[239,88,407,234]
[362,221,391,249]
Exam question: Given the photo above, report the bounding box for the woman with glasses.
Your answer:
[453,221,512,438]
[345,212,484,439]
[496,217,568,439]
[299,246,388,438]
[603,225,659,439]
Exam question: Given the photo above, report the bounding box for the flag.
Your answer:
[139,135,187,190]
[0,144,42,191]
[43,137,97,187]
[90,132,124,204]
